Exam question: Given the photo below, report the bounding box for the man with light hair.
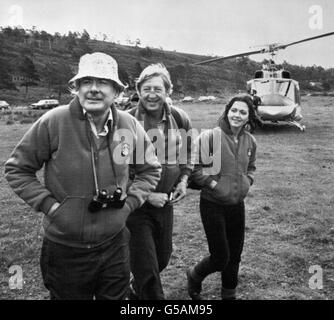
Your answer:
[5,52,161,299]
[127,63,194,299]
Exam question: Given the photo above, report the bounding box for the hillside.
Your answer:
[1,27,334,105]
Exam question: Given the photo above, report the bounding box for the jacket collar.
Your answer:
[136,101,171,120]
[69,95,119,129]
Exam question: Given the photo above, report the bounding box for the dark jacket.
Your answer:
[128,102,194,194]
[191,119,256,205]
[5,96,161,248]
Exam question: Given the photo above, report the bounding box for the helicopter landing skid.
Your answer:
[287,121,306,132]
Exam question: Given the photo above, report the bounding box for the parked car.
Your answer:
[181,96,194,103]
[0,100,10,110]
[30,99,59,109]
[115,94,130,106]
[198,95,216,102]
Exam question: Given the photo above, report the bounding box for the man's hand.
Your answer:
[147,192,169,208]
[171,180,187,204]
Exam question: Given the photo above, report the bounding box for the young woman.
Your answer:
[187,95,258,300]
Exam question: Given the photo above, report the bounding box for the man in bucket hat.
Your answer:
[5,52,161,299]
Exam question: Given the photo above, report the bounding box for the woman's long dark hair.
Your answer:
[218,95,261,132]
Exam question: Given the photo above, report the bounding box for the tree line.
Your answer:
[0,27,94,98]
[1,26,334,100]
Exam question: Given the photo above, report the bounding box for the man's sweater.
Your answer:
[5,97,161,248]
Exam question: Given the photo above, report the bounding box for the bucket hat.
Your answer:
[69,52,125,89]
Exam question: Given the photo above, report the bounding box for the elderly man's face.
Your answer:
[139,76,167,113]
[78,77,118,115]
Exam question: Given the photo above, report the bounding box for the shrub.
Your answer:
[19,118,34,124]
[139,47,153,58]
[6,119,15,125]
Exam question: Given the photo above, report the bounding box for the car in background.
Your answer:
[30,99,59,109]
[115,92,130,106]
[198,95,216,102]
[181,96,194,103]
[0,100,10,110]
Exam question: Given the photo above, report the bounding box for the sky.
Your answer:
[1,0,334,68]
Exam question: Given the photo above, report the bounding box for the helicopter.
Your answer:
[194,32,334,131]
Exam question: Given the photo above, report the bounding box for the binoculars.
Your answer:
[88,188,126,212]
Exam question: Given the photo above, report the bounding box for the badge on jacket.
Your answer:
[247,148,252,157]
[121,143,130,157]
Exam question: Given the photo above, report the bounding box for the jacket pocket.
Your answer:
[43,196,85,241]
[91,203,132,242]
[211,174,232,202]
[240,174,251,200]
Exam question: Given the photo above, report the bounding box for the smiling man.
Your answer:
[4,52,161,300]
[127,64,194,300]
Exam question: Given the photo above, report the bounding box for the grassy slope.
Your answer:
[0,96,333,299]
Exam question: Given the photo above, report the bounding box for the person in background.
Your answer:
[4,52,161,300]
[127,63,194,299]
[187,95,257,300]
[251,89,262,110]
[121,92,140,111]
[129,92,140,107]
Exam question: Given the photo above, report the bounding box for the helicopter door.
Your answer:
[275,80,299,104]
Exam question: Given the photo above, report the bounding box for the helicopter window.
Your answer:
[254,71,263,79]
[252,81,271,96]
[251,79,298,103]
[275,81,291,96]
[282,71,291,79]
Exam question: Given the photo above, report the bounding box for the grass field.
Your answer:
[0,96,333,300]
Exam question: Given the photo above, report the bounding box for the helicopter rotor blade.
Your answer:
[194,31,334,66]
[274,32,334,50]
[194,48,266,65]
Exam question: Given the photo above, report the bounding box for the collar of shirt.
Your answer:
[158,110,167,123]
[145,108,167,125]
[137,103,167,122]
[82,107,113,139]
[156,110,167,133]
